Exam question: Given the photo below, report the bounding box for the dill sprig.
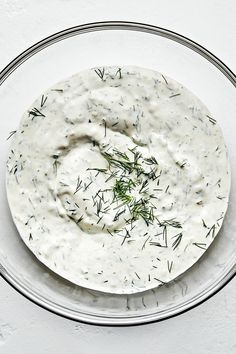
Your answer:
[205,224,216,238]
[7,130,17,140]
[167,260,173,273]
[144,156,158,165]
[169,93,181,98]
[149,241,166,247]
[94,68,105,81]
[172,232,183,250]
[141,235,151,250]
[40,95,47,108]
[113,179,135,204]
[102,151,138,174]
[28,107,45,119]
[52,155,60,175]
[157,218,182,229]
[103,119,107,137]
[206,115,216,125]
[113,208,126,222]
[139,179,148,193]
[76,215,84,224]
[130,199,153,226]
[193,242,206,250]
[162,74,168,85]
[74,176,83,194]
[202,219,208,228]
[115,68,122,79]
[121,229,131,246]
[84,180,93,191]
[87,167,107,177]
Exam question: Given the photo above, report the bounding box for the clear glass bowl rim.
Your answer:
[0,20,236,326]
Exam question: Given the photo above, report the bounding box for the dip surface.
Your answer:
[6,66,230,294]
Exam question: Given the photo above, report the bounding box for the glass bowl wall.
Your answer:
[0,22,236,325]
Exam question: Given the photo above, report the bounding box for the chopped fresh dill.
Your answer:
[52,156,60,175]
[169,93,181,98]
[28,107,45,119]
[116,68,122,79]
[144,156,158,165]
[74,176,83,194]
[84,180,93,191]
[141,235,151,250]
[202,219,208,228]
[167,260,173,273]
[162,74,168,85]
[40,95,47,108]
[7,130,17,140]
[157,218,182,229]
[76,215,84,224]
[193,242,206,250]
[113,179,134,204]
[94,67,105,81]
[121,229,131,246]
[172,232,183,250]
[103,119,107,137]
[87,144,181,238]
[206,115,216,125]
[205,224,216,238]
[149,241,166,248]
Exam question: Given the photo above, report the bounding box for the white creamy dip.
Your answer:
[6,66,230,294]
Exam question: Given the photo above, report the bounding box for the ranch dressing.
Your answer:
[6,66,230,294]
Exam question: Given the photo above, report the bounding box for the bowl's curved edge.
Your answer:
[1,21,236,87]
[0,266,236,326]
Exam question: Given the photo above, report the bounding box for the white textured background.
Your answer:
[0,1,236,353]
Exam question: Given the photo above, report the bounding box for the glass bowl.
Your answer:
[0,21,236,326]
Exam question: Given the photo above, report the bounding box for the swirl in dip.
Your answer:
[6,66,230,294]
